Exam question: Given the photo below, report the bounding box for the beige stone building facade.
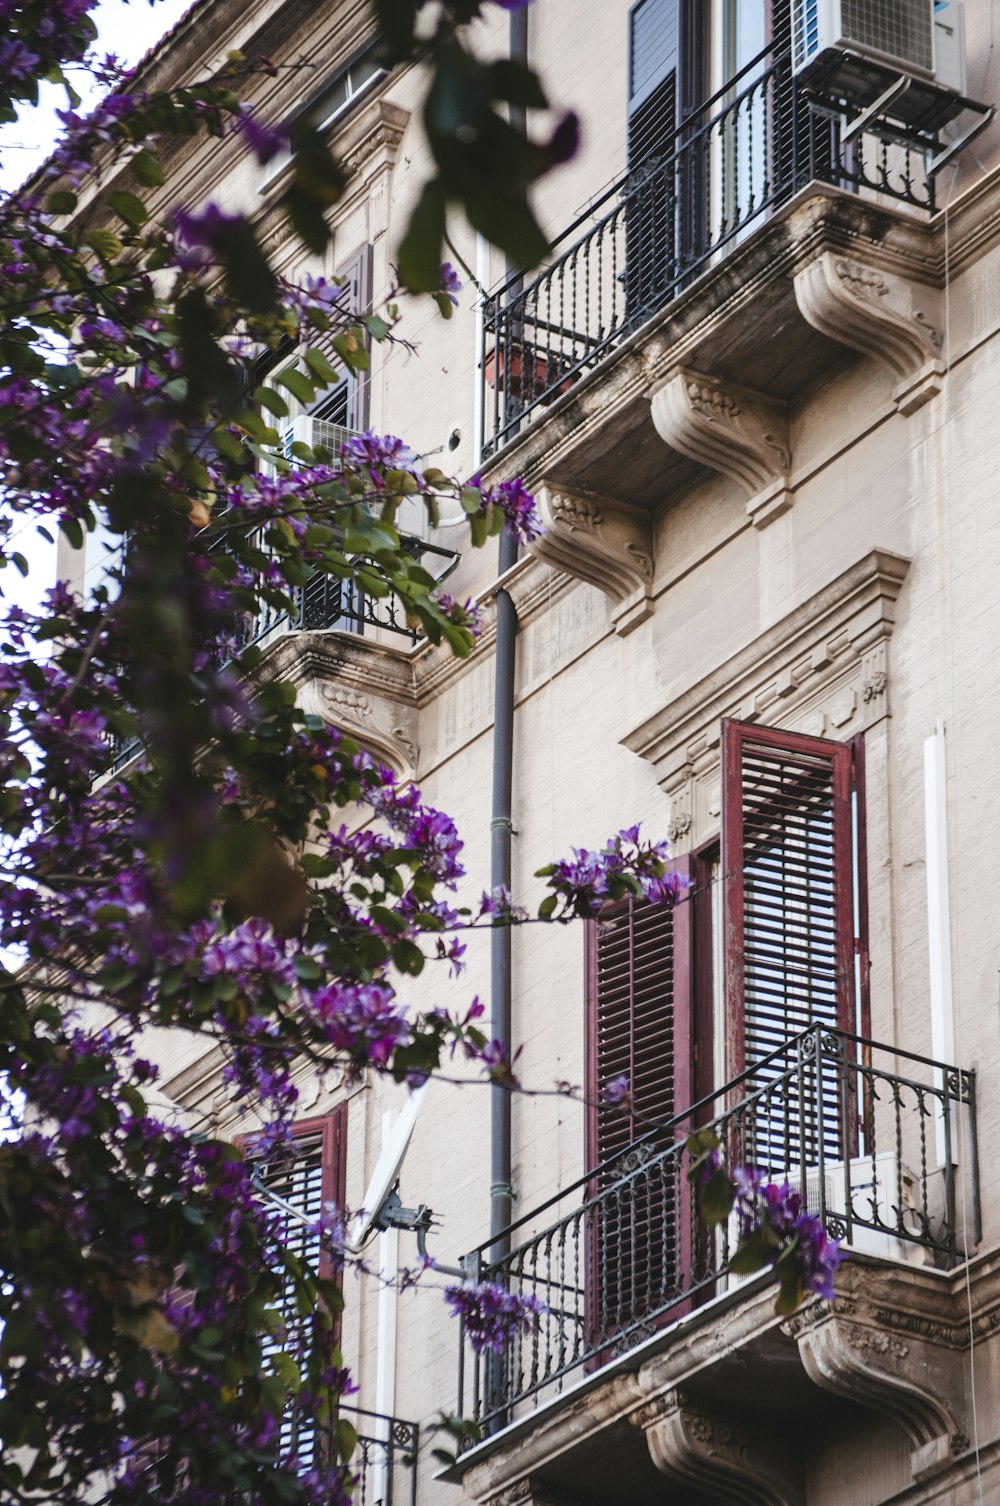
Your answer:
[81,1,1000,1502]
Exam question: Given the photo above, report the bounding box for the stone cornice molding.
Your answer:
[531,484,654,635]
[794,250,944,414]
[639,1389,803,1506]
[264,631,419,777]
[622,549,909,844]
[650,367,793,528]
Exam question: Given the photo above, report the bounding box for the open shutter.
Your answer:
[337,244,373,432]
[722,720,856,1168]
[628,0,680,167]
[585,859,693,1344]
[256,1107,347,1466]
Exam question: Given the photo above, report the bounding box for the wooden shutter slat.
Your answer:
[723,719,856,1168]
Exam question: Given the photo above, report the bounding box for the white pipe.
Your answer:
[923,722,956,1165]
[372,1111,399,1506]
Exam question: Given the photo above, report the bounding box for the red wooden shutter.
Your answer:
[585,859,693,1342]
[722,720,856,1167]
[586,865,694,1168]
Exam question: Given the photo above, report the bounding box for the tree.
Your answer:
[0,4,843,1502]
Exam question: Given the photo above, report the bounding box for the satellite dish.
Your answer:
[350,1083,427,1249]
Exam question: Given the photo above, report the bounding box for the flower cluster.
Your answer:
[444,1280,546,1354]
[539,824,692,918]
[732,1167,846,1303]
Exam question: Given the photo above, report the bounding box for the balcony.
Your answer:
[341,1406,418,1506]
[449,1028,979,1504]
[480,43,938,461]
[108,533,455,773]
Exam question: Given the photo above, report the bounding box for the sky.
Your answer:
[1,0,195,614]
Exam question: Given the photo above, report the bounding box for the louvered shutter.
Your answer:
[585,862,693,1343]
[628,0,680,168]
[336,244,372,432]
[255,1108,347,1467]
[722,720,856,1168]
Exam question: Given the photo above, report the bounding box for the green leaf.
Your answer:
[699,1168,736,1228]
[217,218,278,314]
[485,58,549,110]
[60,516,84,552]
[107,190,149,229]
[774,1272,805,1316]
[86,229,124,262]
[363,313,390,341]
[398,178,448,293]
[728,1227,778,1276]
[275,366,315,406]
[45,190,77,215]
[303,346,340,385]
[255,386,289,419]
[131,150,166,187]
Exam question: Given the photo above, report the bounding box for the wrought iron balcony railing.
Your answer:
[236,535,459,655]
[480,44,936,458]
[107,532,456,771]
[455,1026,979,1436]
[342,1406,419,1506]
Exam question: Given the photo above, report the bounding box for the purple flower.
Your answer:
[237,110,289,166]
[439,261,462,306]
[601,1073,632,1109]
[732,1168,846,1300]
[444,1280,545,1354]
[173,204,246,252]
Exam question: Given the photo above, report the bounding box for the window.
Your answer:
[253,1108,347,1468]
[259,43,387,191]
[587,719,865,1164]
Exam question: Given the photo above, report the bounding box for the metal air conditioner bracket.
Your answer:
[841,74,913,144]
[926,104,995,176]
[801,48,992,159]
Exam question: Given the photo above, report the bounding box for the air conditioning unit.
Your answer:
[282,415,354,466]
[792,0,966,93]
[726,1151,933,1285]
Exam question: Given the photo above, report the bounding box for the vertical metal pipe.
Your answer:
[488,4,528,1262]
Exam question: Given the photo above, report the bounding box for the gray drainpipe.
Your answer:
[488,4,528,1264]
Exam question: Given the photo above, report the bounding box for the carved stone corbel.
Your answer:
[484,1480,564,1506]
[649,368,793,529]
[637,1389,804,1506]
[793,252,944,415]
[531,484,654,636]
[789,1306,967,1481]
[299,680,419,780]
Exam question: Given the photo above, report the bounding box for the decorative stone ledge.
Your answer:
[637,1389,804,1506]
[265,632,419,778]
[793,250,944,415]
[531,484,654,636]
[649,367,793,529]
[621,548,910,849]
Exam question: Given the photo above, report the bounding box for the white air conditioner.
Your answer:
[282,415,354,466]
[792,0,966,93]
[726,1151,933,1285]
